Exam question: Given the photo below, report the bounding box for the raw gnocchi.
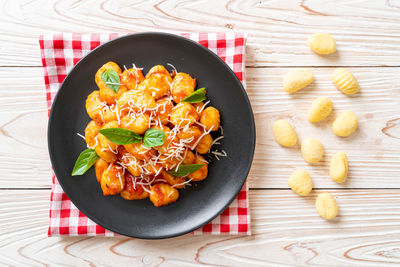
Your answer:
[273,120,298,147]
[307,33,336,55]
[283,68,314,94]
[332,68,360,95]
[301,138,324,164]
[315,193,339,220]
[332,110,358,137]
[307,97,333,123]
[288,169,313,196]
[329,152,348,183]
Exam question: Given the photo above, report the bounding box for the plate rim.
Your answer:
[47,32,256,239]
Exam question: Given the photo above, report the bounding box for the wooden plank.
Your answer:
[0,67,51,188]
[0,66,399,188]
[247,67,400,188]
[1,0,400,66]
[1,189,399,266]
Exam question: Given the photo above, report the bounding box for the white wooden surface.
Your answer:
[1,0,400,266]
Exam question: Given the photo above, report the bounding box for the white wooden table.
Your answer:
[1,0,400,266]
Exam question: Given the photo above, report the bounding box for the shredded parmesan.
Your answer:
[211,149,227,160]
[142,185,152,194]
[172,178,193,188]
[190,126,214,150]
[106,163,112,172]
[209,136,224,152]
[76,133,85,140]
[167,63,178,74]
[198,100,210,115]
[105,82,123,86]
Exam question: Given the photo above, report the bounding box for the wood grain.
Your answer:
[1,189,400,266]
[0,67,51,188]
[247,67,400,188]
[1,1,400,265]
[0,67,398,189]
[1,0,400,66]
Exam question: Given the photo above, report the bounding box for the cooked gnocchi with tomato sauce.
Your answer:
[74,62,226,207]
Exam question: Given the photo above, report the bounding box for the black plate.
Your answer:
[48,32,255,239]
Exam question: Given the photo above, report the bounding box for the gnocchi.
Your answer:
[195,133,213,154]
[315,193,339,220]
[200,107,220,131]
[273,120,298,147]
[149,183,179,207]
[120,67,145,90]
[301,138,324,164]
[332,110,358,137]
[95,61,128,105]
[329,152,348,183]
[120,173,149,200]
[283,68,314,94]
[75,63,225,207]
[188,154,208,181]
[170,102,199,127]
[307,97,333,123]
[95,121,119,163]
[332,68,360,95]
[288,169,313,196]
[120,113,150,135]
[100,164,125,196]
[171,72,196,103]
[85,91,117,123]
[307,33,336,55]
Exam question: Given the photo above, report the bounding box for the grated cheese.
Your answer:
[167,63,178,74]
[190,126,214,150]
[209,136,224,152]
[76,133,85,140]
[211,149,227,160]
[197,100,210,115]
[172,178,193,188]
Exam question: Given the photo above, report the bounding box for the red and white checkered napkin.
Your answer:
[39,33,250,236]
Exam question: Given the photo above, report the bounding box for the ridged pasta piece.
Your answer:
[332,68,360,95]
[307,97,333,122]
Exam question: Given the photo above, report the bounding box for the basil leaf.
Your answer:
[180,88,206,103]
[101,69,120,93]
[71,148,99,176]
[143,128,166,148]
[99,128,142,145]
[168,164,205,177]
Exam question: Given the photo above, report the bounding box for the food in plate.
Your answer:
[307,33,336,55]
[72,62,225,207]
[283,68,314,94]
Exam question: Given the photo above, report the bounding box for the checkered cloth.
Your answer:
[39,33,250,236]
